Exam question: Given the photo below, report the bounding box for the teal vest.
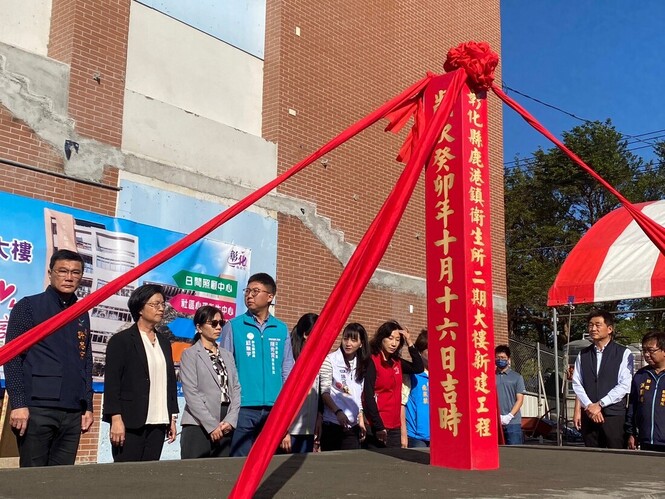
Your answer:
[231,312,288,406]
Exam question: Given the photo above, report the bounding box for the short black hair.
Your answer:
[49,249,84,270]
[192,305,224,343]
[248,273,277,295]
[586,309,615,328]
[414,329,428,353]
[127,284,164,322]
[495,344,511,358]
[642,331,665,351]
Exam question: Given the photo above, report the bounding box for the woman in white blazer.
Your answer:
[180,306,241,458]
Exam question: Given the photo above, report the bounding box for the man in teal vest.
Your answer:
[221,272,290,456]
[401,330,430,447]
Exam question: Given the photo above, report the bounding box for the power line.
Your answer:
[504,131,665,166]
[504,134,665,172]
[502,84,593,123]
[502,83,665,162]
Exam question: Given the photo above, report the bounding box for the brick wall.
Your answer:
[277,214,428,347]
[0,105,118,215]
[0,102,118,465]
[76,394,103,464]
[48,0,131,147]
[1,0,130,462]
[264,0,507,342]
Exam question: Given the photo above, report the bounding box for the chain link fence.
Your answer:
[506,338,584,444]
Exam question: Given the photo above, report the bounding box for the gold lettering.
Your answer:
[467,92,481,110]
[435,199,454,228]
[433,147,456,173]
[436,286,459,313]
[472,329,489,350]
[470,207,485,227]
[469,168,484,186]
[467,110,483,127]
[435,229,457,255]
[434,173,455,198]
[472,350,490,371]
[468,147,484,168]
[440,346,456,372]
[476,396,490,414]
[475,417,492,437]
[471,288,487,308]
[468,129,483,148]
[436,318,459,341]
[470,247,486,266]
[439,123,455,143]
[474,371,490,394]
[473,309,488,329]
[469,187,484,206]
[439,405,462,436]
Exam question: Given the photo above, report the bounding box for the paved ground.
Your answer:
[0,446,663,498]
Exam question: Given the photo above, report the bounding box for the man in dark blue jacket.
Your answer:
[5,249,93,467]
[626,331,665,452]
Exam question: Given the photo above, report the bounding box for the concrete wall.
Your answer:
[0,0,52,56]
[136,0,266,59]
[122,2,275,188]
[0,41,69,116]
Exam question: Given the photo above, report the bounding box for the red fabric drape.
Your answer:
[0,75,434,368]
[491,84,665,256]
[228,68,468,499]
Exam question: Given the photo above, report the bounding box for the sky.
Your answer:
[500,2,665,167]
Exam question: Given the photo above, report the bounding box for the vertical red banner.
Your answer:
[424,73,499,469]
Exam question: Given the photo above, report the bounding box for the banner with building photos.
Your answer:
[0,191,251,391]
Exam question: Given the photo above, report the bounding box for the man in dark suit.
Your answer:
[5,249,93,467]
[572,309,633,448]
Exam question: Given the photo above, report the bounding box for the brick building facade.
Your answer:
[0,0,505,464]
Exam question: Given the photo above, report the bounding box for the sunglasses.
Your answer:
[205,320,225,328]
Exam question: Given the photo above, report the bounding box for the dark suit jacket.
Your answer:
[102,324,178,429]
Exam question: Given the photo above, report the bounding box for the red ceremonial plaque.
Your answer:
[424,72,499,469]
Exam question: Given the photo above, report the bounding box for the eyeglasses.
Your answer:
[205,320,225,328]
[145,301,166,310]
[52,268,83,278]
[642,347,662,355]
[243,287,270,297]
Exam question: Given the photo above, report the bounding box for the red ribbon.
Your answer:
[492,84,665,255]
[229,68,468,499]
[386,41,499,164]
[0,76,433,367]
[384,72,434,163]
[444,41,499,92]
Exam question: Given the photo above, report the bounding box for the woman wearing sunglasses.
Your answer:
[179,305,241,458]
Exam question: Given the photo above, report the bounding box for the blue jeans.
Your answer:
[290,435,314,453]
[230,406,271,457]
[503,424,523,445]
[408,436,430,448]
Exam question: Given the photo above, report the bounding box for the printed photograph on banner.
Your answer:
[0,192,252,392]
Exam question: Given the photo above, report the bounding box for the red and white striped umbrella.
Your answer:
[548,200,665,306]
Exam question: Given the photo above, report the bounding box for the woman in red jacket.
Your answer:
[363,320,424,448]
